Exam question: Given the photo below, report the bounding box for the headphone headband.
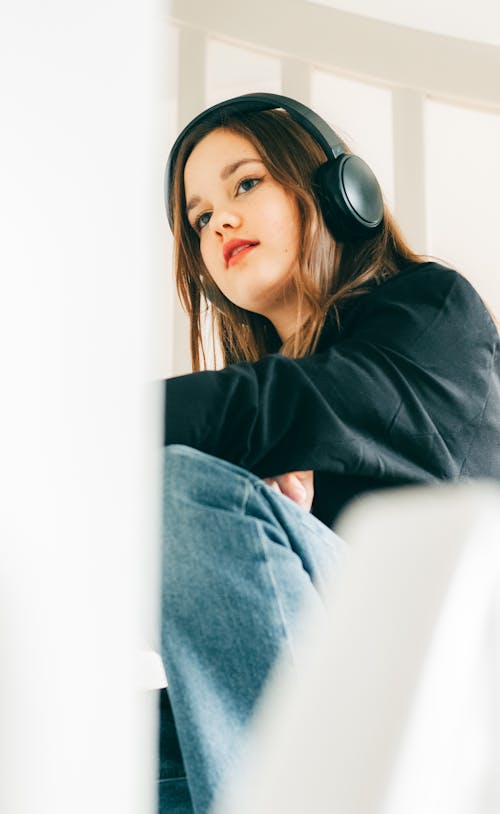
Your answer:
[165,92,384,240]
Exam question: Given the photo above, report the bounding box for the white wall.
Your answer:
[307,0,500,47]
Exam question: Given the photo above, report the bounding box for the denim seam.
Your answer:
[241,477,252,514]
[249,482,300,667]
[257,479,340,549]
[255,523,299,666]
[158,776,188,784]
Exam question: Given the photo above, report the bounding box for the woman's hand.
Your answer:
[263,470,314,512]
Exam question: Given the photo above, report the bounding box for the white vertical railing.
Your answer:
[170,25,208,376]
[391,88,428,253]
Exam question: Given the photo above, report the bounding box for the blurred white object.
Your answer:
[213,480,500,814]
[0,1,166,812]
[138,649,167,691]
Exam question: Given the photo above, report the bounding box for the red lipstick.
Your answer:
[223,239,259,267]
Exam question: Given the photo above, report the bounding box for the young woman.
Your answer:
[159,94,500,814]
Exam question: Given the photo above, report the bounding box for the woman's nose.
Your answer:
[212,208,242,234]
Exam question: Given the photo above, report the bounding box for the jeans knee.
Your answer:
[161,446,262,613]
[162,444,254,516]
[163,444,204,492]
[161,446,228,589]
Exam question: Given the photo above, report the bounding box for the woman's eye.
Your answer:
[236,177,260,195]
[195,211,211,231]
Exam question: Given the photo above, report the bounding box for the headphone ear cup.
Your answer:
[314,155,384,241]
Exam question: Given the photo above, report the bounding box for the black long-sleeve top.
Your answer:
[164,262,500,528]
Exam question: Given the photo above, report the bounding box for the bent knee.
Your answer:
[163,445,255,513]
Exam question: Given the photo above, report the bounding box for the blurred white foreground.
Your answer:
[0,2,167,812]
[213,481,500,814]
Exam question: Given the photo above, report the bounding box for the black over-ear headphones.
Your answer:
[165,92,384,241]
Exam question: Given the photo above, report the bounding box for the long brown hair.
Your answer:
[170,108,424,371]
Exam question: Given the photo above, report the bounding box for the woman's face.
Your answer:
[183,128,302,340]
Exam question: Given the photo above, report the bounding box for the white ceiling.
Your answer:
[307,0,500,47]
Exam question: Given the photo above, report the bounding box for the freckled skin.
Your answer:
[184,129,302,342]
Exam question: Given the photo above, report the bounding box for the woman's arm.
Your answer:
[165,265,498,485]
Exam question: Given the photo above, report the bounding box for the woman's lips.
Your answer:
[223,239,259,267]
[227,243,258,267]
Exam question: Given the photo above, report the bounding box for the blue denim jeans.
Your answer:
[159,444,346,814]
